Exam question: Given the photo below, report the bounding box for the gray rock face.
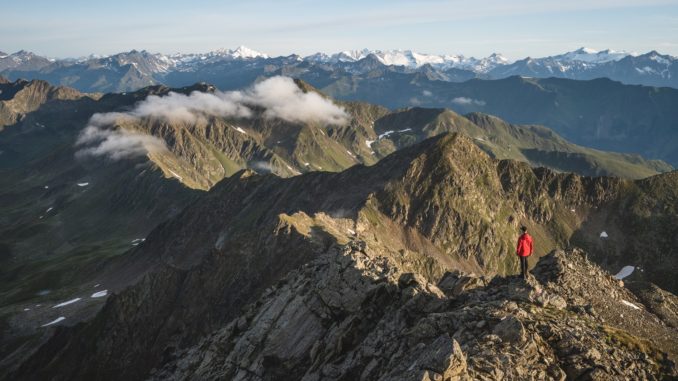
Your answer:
[141,246,676,381]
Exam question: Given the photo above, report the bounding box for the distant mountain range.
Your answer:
[3,46,678,169]
[1,46,677,91]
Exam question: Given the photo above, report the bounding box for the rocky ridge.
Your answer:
[7,133,678,380]
[146,245,677,381]
[86,81,673,190]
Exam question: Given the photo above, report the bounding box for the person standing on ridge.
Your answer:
[516,226,533,279]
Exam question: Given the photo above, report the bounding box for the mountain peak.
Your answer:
[229,45,268,59]
[552,47,632,64]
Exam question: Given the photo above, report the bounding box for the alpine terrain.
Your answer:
[4,133,678,380]
[0,76,677,380]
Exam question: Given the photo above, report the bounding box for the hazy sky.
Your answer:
[2,0,678,59]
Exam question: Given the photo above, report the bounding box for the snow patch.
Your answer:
[168,169,183,180]
[52,298,81,308]
[41,317,65,327]
[77,182,89,187]
[378,128,412,139]
[614,266,635,280]
[621,300,641,310]
[232,126,247,134]
[91,290,108,298]
[285,164,301,175]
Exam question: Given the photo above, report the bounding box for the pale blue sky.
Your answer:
[2,0,678,58]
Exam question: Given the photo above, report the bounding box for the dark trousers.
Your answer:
[520,256,529,279]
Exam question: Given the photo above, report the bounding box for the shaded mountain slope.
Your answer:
[307,74,678,166]
[9,133,678,379]
[372,108,671,179]
[0,82,202,364]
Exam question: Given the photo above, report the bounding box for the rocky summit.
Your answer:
[6,133,678,380]
[146,247,676,381]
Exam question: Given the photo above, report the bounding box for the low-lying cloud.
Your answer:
[122,76,348,125]
[248,160,274,173]
[75,123,167,161]
[75,76,349,160]
[130,91,252,123]
[451,97,486,106]
[238,76,349,125]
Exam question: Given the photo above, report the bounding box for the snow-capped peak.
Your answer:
[334,49,373,62]
[557,47,634,63]
[229,45,268,59]
[306,49,512,72]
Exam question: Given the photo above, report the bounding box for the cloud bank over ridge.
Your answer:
[75,76,349,160]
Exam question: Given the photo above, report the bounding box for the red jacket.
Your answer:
[516,233,533,257]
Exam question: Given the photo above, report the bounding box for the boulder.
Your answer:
[492,315,526,344]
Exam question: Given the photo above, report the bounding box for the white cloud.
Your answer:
[129,91,252,123]
[249,160,274,173]
[75,124,167,160]
[422,90,433,97]
[237,76,349,125]
[75,76,349,160]
[451,97,486,106]
[126,76,348,125]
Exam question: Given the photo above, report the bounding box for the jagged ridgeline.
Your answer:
[1,77,677,379]
[6,133,678,380]
[113,79,676,188]
[0,76,671,311]
[3,77,667,190]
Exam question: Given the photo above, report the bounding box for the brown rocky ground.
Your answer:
[148,246,676,381]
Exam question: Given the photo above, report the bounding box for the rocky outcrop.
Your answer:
[143,245,676,381]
